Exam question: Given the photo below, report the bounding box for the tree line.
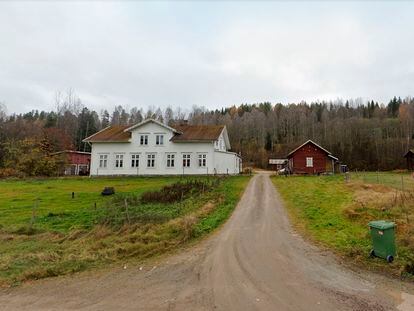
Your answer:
[0,89,413,176]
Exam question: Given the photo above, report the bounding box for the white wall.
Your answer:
[214,131,227,151]
[213,150,241,175]
[89,121,240,176]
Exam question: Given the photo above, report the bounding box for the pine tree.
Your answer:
[265,132,272,151]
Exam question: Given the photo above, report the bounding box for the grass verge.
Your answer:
[272,174,414,279]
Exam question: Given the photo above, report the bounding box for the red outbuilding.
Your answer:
[287,140,338,175]
[52,150,91,175]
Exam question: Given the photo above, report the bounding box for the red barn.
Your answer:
[52,150,91,175]
[287,140,338,175]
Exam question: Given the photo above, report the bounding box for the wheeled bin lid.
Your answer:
[368,220,395,230]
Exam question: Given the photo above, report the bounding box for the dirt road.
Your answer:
[1,172,413,310]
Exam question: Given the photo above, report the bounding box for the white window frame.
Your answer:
[306,157,313,168]
[131,153,139,168]
[99,154,108,168]
[140,134,149,146]
[155,134,164,146]
[198,153,207,168]
[166,153,175,168]
[147,153,156,168]
[183,153,191,168]
[115,154,124,168]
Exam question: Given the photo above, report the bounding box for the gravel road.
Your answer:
[1,172,413,311]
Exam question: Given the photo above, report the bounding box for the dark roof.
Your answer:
[83,125,131,142]
[287,140,333,158]
[404,150,414,158]
[83,118,226,143]
[170,124,225,142]
[51,150,91,155]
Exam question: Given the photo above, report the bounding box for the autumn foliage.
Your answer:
[1,138,63,177]
[1,90,414,176]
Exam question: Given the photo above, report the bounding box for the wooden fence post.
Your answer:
[30,199,39,229]
[124,198,131,225]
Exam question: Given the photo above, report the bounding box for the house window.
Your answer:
[183,154,191,167]
[167,153,175,168]
[147,153,155,168]
[198,154,206,167]
[99,154,108,168]
[306,157,313,167]
[131,154,139,168]
[140,135,148,145]
[156,135,164,146]
[115,154,124,168]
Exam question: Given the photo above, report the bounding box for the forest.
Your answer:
[0,89,413,176]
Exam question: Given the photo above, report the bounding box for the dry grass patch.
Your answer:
[345,181,414,225]
[345,182,414,271]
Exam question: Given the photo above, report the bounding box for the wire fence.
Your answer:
[26,176,226,231]
[347,170,414,192]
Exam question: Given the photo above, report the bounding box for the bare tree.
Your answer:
[129,107,143,125]
[0,101,7,121]
[164,106,174,125]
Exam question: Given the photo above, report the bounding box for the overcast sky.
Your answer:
[1,1,414,114]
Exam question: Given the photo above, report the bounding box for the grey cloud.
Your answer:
[1,1,414,113]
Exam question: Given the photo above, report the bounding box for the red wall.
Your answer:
[67,153,91,165]
[289,143,328,174]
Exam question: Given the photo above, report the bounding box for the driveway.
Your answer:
[1,172,413,310]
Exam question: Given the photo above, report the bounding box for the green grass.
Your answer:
[272,175,368,252]
[0,176,182,232]
[272,174,414,277]
[195,176,248,236]
[0,175,250,286]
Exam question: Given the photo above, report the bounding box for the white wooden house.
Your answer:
[83,119,242,176]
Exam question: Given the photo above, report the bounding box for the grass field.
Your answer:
[0,177,183,232]
[0,175,250,286]
[272,173,414,278]
[350,171,414,191]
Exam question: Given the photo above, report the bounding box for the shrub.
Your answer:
[98,178,223,228]
[0,168,21,178]
[140,179,213,204]
[243,167,253,175]
[2,138,61,177]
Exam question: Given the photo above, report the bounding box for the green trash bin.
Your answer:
[368,220,396,263]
